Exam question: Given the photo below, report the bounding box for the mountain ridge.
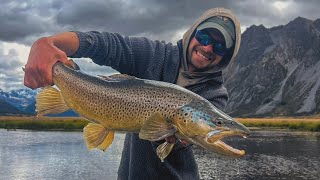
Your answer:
[224,16,320,117]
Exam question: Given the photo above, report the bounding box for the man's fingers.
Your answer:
[37,65,53,86]
[24,70,40,90]
[56,49,70,64]
[24,62,53,89]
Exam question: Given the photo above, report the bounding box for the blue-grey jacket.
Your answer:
[71,7,241,180]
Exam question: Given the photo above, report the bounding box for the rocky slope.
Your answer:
[224,17,320,117]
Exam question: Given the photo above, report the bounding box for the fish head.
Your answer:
[173,100,250,158]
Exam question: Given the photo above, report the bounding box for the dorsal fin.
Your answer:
[97,74,136,81]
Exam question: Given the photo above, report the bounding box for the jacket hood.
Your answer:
[181,7,241,75]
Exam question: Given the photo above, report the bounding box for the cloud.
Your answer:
[0,1,59,43]
[1,0,320,44]
[0,44,25,91]
[73,58,118,76]
[0,0,320,91]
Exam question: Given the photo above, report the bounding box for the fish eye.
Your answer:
[231,121,234,125]
[215,117,223,126]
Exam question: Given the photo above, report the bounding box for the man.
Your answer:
[24,7,241,180]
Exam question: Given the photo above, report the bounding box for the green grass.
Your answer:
[1,116,320,132]
[237,118,320,132]
[0,116,89,131]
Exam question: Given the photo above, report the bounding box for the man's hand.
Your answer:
[24,37,73,89]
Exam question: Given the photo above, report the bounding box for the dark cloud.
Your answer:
[233,0,320,30]
[2,0,320,45]
[1,0,320,91]
[55,0,233,39]
[0,1,56,42]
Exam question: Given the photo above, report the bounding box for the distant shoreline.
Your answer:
[237,117,320,131]
[0,116,319,132]
[0,116,87,131]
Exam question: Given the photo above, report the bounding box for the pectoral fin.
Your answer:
[36,86,70,116]
[156,142,175,162]
[139,112,177,141]
[83,123,114,151]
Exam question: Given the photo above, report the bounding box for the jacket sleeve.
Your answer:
[71,31,171,78]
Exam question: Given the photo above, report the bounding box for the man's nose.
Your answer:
[202,44,213,53]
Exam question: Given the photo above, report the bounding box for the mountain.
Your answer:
[0,98,26,115]
[0,88,37,115]
[224,17,320,117]
[0,88,78,116]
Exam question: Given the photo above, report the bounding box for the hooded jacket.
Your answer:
[71,7,241,180]
[178,8,241,88]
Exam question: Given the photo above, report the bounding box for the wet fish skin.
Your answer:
[36,62,250,161]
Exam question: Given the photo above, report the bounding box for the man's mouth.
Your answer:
[194,47,214,61]
[196,50,211,60]
[206,130,249,157]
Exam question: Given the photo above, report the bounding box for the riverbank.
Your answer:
[0,116,88,131]
[0,116,320,131]
[237,117,320,131]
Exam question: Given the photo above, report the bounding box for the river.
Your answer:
[0,129,319,180]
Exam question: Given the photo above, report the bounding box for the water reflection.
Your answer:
[0,129,319,180]
[194,129,320,180]
[0,130,124,180]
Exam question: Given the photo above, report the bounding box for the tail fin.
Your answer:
[36,86,70,116]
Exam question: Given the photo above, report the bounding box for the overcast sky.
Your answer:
[1,0,320,91]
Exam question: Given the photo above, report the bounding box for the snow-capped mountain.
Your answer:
[0,88,37,115]
[224,17,320,117]
[0,88,37,110]
[0,88,78,116]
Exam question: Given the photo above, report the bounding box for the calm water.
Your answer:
[0,129,319,180]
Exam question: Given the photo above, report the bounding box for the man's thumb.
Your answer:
[63,59,80,70]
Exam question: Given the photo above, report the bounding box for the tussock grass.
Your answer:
[1,116,320,132]
[236,118,320,131]
[0,116,88,131]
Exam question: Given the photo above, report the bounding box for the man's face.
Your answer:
[187,29,225,72]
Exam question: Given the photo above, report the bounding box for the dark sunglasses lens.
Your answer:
[195,30,227,56]
[213,43,226,56]
[195,30,212,45]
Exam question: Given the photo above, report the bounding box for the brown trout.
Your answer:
[36,62,250,161]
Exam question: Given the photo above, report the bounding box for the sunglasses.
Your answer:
[194,30,226,56]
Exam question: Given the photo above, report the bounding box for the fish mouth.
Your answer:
[205,129,249,157]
